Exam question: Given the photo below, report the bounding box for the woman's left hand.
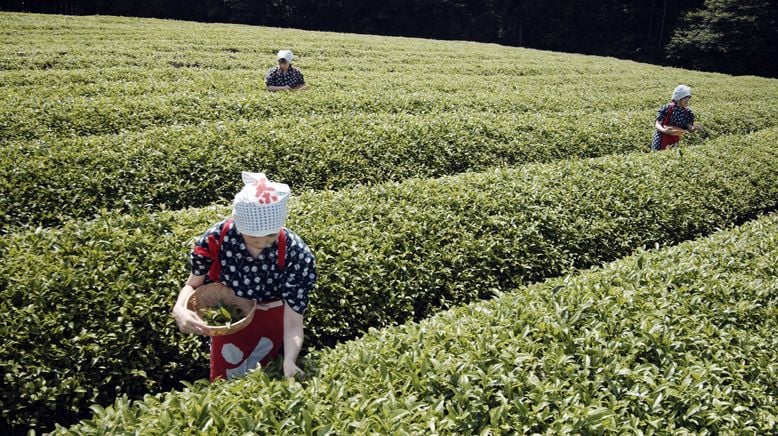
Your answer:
[284,361,305,379]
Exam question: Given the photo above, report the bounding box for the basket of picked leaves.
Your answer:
[187,283,256,336]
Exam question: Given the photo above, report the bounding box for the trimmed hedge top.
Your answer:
[2,12,778,229]
[57,206,778,434]
[3,128,778,432]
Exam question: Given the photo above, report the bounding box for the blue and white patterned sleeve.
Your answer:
[686,109,695,129]
[265,67,278,86]
[655,104,669,123]
[280,231,317,314]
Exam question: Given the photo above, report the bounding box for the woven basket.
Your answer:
[187,283,256,336]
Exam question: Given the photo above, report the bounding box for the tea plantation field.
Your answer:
[1,12,776,434]
[57,209,778,435]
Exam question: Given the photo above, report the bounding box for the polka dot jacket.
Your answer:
[190,220,316,314]
[265,65,306,88]
[651,103,695,150]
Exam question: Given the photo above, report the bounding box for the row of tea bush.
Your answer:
[3,128,778,432]
[57,206,778,434]
[3,13,777,229]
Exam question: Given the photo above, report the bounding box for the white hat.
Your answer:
[277,49,294,63]
[672,85,692,101]
[232,172,290,236]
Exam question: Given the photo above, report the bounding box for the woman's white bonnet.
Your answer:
[277,50,294,63]
[672,84,692,101]
[232,172,290,236]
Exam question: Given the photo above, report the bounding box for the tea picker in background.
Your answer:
[266,49,309,91]
[651,84,701,151]
[172,172,317,381]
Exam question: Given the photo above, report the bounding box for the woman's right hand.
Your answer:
[173,305,211,336]
[664,126,687,137]
[173,274,210,335]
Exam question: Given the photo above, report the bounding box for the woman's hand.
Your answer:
[664,126,687,137]
[172,305,211,336]
[283,360,305,379]
[282,303,305,379]
[172,274,210,335]
[656,121,684,136]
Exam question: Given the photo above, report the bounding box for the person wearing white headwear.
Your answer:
[173,172,316,381]
[265,49,309,92]
[651,84,701,151]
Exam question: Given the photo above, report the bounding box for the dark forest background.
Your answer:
[2,0,777,77]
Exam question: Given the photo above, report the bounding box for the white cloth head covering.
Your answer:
[277,49,294,63]
[232,172,290,236]
[672,85,692,101]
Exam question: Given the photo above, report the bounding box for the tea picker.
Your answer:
[172,172,317,381]
[651,84,702,151]
[265,49,309,92]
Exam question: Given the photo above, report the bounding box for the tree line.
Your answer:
[2,0,776,77]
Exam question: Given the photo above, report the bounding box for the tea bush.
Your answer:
[4,12,778,435]
[2,13,777,229]
[0,111,657,229]
[2,128,778,432]
[56,209,778,434]
[3,102,776,230]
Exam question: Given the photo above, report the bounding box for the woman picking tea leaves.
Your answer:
[173,172,317,381]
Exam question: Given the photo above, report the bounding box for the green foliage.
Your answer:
[2,0,706,67]
[2,13,777,229]
[665,0,778,76]
[55,210,778,434]
[2,128,778,432]
[199,302,244,326]
[3,12,778,435]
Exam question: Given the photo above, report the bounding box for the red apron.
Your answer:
[658,102,680,150]
[198,218,288,382]
[210,302,284,382]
